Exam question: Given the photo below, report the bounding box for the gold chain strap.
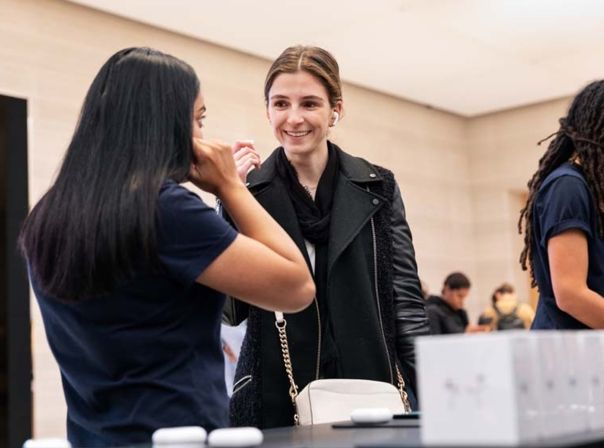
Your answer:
[274,319,300,425]
[276,316,410,420]
[395,364,412,414]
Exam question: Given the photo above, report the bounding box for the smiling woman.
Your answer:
[223,45,431,429]
[266,70,340,171]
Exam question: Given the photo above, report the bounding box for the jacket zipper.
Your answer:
[370,216,394,384]
[305,241,322,380]
[232,375,252,394]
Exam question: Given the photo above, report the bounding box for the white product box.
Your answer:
[577,331,604,431]
[560,332,590,434]
[532,332,575,438]
[418,332,540,446]
[509,334,541,442]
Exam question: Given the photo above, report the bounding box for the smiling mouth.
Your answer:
[284,130,312,137]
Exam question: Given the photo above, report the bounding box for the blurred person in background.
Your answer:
[425,272,489,334]
[478,283,534,330]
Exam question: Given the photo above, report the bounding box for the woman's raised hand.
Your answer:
[189,138,242,196]
[191,138,315,313]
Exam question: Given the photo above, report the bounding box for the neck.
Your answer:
[441,295,459,310]
[284,141,329,187]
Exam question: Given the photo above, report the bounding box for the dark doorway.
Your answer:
[0,94,32,447]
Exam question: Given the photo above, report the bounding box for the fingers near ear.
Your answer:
[232,139,255,154]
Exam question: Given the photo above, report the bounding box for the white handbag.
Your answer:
[274,312,411,425]
[295,378,406,425]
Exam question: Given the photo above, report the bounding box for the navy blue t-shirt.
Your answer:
[32,181,238,447]
[531,163,604,329]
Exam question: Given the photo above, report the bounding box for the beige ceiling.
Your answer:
[67,0,604,117]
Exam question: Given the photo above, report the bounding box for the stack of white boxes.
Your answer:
[577,332,604,431]
[417,331,604,446]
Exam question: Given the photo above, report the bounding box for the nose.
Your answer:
[286,108,305,126]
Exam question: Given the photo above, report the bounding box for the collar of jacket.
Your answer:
[427,295,456,312]
[246,141,383,190]
[245,141,388,285]
[427,295,469,321]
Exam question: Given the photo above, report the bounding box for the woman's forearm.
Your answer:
[556,285,604,328]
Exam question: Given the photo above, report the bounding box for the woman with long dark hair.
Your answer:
[224,45,430,428]
[19,47,314,446]
[519,80,604,329]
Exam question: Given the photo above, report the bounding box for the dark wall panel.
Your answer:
[0,95,32,448]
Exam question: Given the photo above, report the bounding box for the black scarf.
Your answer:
[275,143,340,377]
[275,145,339,244]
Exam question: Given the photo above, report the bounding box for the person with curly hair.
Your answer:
[519,80,604,329]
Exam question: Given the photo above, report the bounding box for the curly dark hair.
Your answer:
[519,80,604,285]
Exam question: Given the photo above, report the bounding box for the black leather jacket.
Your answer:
[223,144,430,428]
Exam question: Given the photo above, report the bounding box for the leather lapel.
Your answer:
[327,175,385,276]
